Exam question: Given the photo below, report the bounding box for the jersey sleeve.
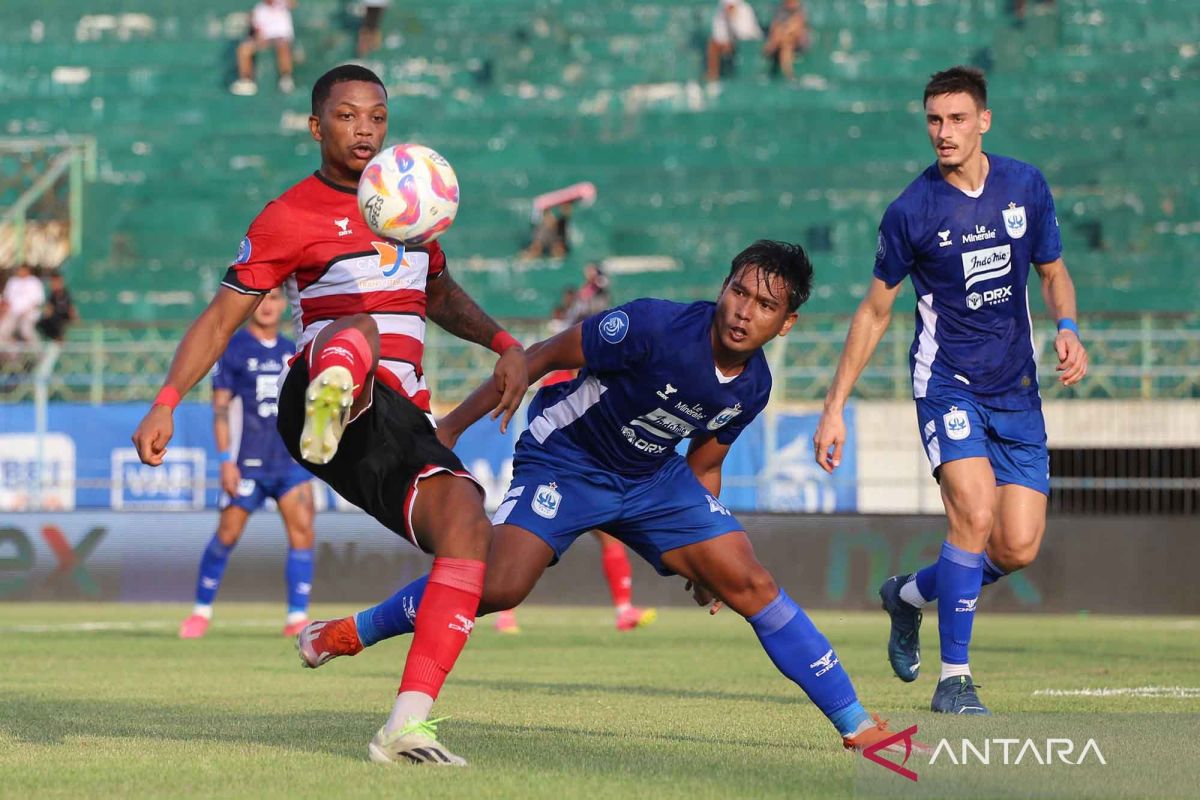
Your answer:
[426,240,447,280]
[872,201,916,287]
[211,344,236,392]
[220,200,300,295]
[580,298,664,374]
[1029,168,1064,265]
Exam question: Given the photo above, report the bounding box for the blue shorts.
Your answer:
[220,466,311,513]
[491,449,743,576]
[915,394,1049,495]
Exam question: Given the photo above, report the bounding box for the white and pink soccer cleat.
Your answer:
[179,614,210,639]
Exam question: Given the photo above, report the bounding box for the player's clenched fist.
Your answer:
[489,346,530,433]
[132,405,174,466]
[812,409,846,474]
[1054,329,1088,387]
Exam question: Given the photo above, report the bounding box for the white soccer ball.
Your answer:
[357,143,460,245]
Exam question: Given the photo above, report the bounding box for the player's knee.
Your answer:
[960,505,995,538]
[720,568,779,614]
[990,540,1040,572]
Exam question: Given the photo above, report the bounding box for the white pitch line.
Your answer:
[1,620,281,634]
[1033,686,1200,698]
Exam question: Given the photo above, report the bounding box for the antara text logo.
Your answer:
[862,726,1107,782]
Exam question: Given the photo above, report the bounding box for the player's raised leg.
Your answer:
[594,531,656,631]
[180,505,251,638]
[659,531,893,749]
[926,457,992,715]
[277,479,316,636]
[301,315,380,465]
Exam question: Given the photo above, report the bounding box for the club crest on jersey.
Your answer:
[532,482,561,519]
[599,310,629,344]
[234,236,252,264]
[1002,203,1027,239]
[943,406,971,441]
[707,402,742,431]
[371,241,404,277]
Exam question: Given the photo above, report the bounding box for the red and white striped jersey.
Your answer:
[222,171,446,412]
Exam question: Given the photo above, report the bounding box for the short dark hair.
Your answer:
[727,240,813,312]
[923,65,988,110]
[311,64,387,116]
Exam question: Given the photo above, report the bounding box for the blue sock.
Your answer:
[935,541,983,665]
[195,535,234,606]
[354,575,428,647]
[911,550,1006,603]
[285,548,314,615]
[748,590,867,736]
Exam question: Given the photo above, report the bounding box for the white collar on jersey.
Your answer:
[714,365,737,384]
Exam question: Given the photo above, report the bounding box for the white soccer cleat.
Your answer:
[300,365,354,465]
[368,718,467,766]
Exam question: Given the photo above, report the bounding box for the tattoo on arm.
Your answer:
[425,273,502,347]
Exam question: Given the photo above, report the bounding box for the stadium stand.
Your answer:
[1,0,1198,323]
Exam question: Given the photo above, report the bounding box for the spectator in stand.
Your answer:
[763,0,810,80]
[568,262,611,322]
[231,0,297,96]
[358,0,389,57]
[706,0,764,82]
[521,203,572,260]
[0,264,46,349]
[36,272,79,343]
[1014,0,1056,20]
[548,287,579,334]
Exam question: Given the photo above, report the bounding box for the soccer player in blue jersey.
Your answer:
[813,66,1088,715]
[179,288,317,639]
[299,240,898,751]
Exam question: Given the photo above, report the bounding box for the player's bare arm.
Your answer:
[684,434,733,614]
[1035,258,1088,386]
[132,287,264,466]
[425,271,530,427]
[212,387,240,496]
[437,323,585,446]
[813,277,903,473]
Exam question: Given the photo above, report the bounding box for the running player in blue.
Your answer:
[179,288,317,639]
[813,66,1089,715]
[299,240,898,751]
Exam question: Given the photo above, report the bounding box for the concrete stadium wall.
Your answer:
[2,512,1196,614]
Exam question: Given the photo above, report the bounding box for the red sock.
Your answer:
[311,328,372,400]
[601,542,633,609]
[398,558,485,700]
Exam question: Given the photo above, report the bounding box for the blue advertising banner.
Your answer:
[0,402,856,512]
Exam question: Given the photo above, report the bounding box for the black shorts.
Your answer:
[362,6,385,31]
[277,358,481,549]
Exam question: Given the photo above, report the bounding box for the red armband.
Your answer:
[490,330,521,354]
[153,386,181,410]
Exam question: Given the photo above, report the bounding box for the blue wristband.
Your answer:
[217,451,233,463]
[1057,318,1079,336]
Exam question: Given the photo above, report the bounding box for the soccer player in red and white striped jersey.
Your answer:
[132,65,528,766]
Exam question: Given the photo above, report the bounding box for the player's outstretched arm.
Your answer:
[1035,258,1088,386]
[426,272,529,428]
[813,277,902,474]
[437,323,586,447]
[131,288,263,466]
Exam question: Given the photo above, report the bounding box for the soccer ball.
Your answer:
[357,144,460,245]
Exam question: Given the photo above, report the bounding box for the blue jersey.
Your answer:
[874,154,1062,410]
[520,299,772,478]
[212,328,298,478]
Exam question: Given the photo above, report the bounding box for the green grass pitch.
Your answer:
[2,603,1198,799]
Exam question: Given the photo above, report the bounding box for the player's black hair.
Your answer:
[726,240,813,313]
[923,65,988,110]
[311,64,387,116]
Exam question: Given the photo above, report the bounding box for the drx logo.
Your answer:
[0,524,107,598]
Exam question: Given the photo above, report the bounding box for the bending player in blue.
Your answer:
[814,66,1088,714]
[180,288,317,639]
[299,240,896,751]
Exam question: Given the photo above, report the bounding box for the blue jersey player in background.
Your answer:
[814,66,1089,715]
[299,241,899,752]
[179,288,318,639]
